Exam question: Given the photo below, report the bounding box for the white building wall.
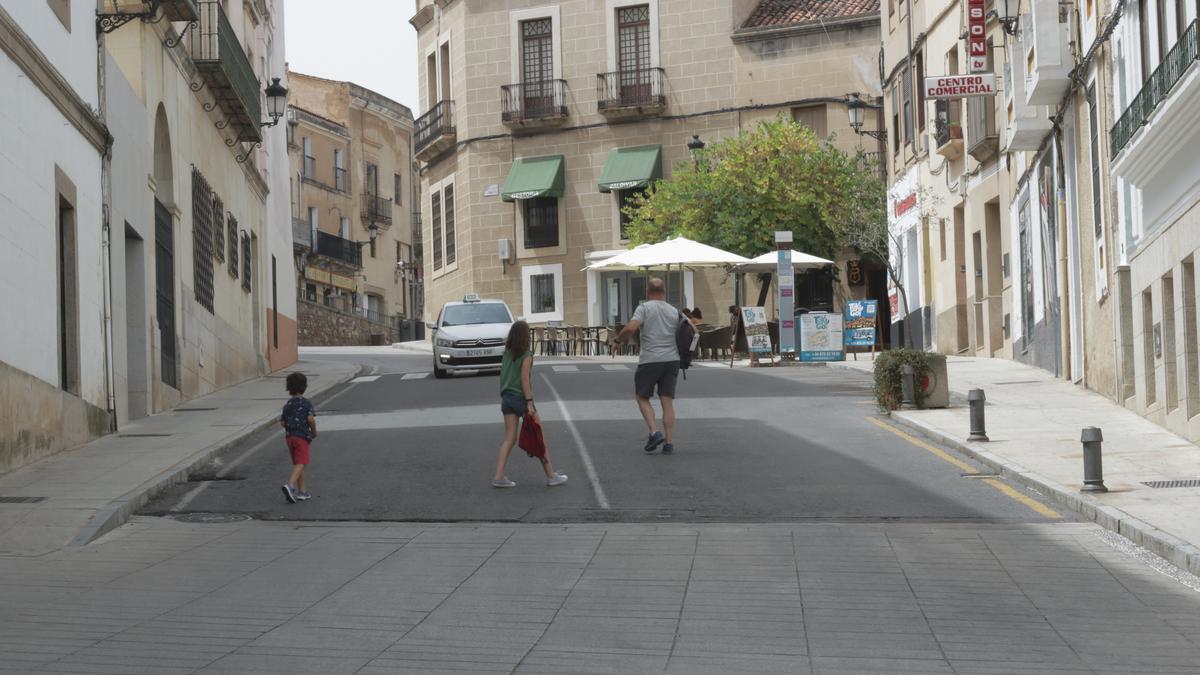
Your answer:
[262,0,297,361]
[0,0,98,106]
[0,5,106,408]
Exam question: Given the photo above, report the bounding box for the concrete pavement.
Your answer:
[835,355,1200,577]
[0,356,359,556]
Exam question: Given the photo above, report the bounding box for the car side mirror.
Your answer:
[426,322,437,331]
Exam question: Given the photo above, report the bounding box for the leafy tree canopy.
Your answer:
[623,116,885,260]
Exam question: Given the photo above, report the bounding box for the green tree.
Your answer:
[623,116,880,261]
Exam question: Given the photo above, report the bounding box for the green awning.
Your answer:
[598,145,662,193]
[501,155,566,202]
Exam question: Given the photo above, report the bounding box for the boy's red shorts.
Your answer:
[286,436,311,465]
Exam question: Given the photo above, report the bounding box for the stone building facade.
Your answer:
[287,73,420,344]
[410,0,883,329]
[0,0,294,474]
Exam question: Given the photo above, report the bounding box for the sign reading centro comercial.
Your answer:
[923,74,996,99]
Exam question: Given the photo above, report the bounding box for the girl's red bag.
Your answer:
[518,413,547,460]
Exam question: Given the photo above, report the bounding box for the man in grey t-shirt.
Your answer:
[612,278,682,455]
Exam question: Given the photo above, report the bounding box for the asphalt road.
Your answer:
[143,351,1062,525]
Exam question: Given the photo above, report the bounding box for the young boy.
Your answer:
[280,372,317,503]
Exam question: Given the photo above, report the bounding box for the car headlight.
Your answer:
[435,338,453,348]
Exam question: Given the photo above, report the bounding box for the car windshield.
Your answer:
[441,303,511,327]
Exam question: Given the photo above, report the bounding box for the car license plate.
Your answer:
[464,349,492,357]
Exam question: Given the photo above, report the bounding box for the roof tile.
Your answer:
[742,0,881,30]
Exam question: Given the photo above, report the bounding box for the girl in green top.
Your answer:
[492,320,568,488]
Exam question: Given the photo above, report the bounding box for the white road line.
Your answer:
[601,364,629,371]
[170,482,210,512]
[540,375,610,510]
[552,365,579,373]
[350,375,381,383]
[215,431,283,478]
[401,372,429,380]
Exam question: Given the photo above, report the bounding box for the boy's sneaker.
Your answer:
[643,431,665,453]
[662,443,674,455]
[295,491,312,501]
[491,477,517,488]
[546,473,568,487]
[281,484,297,504]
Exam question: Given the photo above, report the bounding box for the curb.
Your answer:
[391,341,432,354]
[884,410,1200,578]
[68,364,361,547]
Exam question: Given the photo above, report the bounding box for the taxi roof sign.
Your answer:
[462,293,481,303]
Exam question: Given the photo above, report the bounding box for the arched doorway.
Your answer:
[153,106,178,390]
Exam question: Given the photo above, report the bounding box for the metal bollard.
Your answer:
[967,389,989,441]
[900,364,915,405]
[1080,426,1108,493]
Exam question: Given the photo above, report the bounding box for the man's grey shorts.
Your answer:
[635,360,680,399]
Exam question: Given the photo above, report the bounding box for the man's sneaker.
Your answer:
[661,443,674,455]
[281,484,297,504]
[491,477,517,488]
[295,491,312,501]
[644,431,665,453]
[546,473,568,487]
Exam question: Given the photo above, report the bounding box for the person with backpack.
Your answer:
[611,277,696,455]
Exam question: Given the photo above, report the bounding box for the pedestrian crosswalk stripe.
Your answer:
[401,372,429,380]
[601,365,629,371]
[552,365,579,373]
[350,376,381,383]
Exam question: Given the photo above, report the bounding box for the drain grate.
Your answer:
[995,380,1041,385]
[1142,479,1200,488]
[0,496,46,504]
[175,407,218,412]
[119,433,173,438]
[172,512,251,524]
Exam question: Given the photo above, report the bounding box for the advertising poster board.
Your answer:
[844,300,878,347]
[777,249,795,354]
[743,307,772,354]
[799,312,845,362]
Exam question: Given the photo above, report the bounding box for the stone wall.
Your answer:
[298,299,399,346]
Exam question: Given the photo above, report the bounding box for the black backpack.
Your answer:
[676,311,698,375]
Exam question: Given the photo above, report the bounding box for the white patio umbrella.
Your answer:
[584,236,750,271]
[735,250,833,273]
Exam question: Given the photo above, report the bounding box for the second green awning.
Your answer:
[598,145,662,193]
[501,155,566,202]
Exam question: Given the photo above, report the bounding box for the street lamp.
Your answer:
[357,222,379,248]
[262,78,289,128]
[846,93,887,142]
[687,134,706,167]
[992,0,1020,36]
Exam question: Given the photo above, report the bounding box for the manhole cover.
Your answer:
[172,513,251,524]
[1141,479,1200,488]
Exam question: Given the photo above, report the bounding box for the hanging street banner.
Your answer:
[844,299,878,347]
[742,307,772,354]
[799,312,845,362]
[924,74,996,99]
[968,0,987,73]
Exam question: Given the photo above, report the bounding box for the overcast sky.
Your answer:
[285,0,419,112]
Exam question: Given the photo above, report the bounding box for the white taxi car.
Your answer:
[429,295,515,378]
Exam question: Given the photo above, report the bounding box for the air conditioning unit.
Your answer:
[498,238,514,262]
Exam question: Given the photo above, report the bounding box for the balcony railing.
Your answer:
[597,68,666,114]
[335,167,347,192]
[315,230,362,267]
[362,193,393,226]
[501,80,568,125]
[414,99,456,158]
[292,217,312,248]
[1112,19,1200,157]
[191,0,262,144]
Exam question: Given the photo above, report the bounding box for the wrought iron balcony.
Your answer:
[1112,19,1200,157]
[414,100,456,160]
[190,0,262,144]
[597,68,666,117]
[934,117,964,160]
[362,193,393,226]
[292,217,312,248]
[501,80,568,127]
[315,231,362,268]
